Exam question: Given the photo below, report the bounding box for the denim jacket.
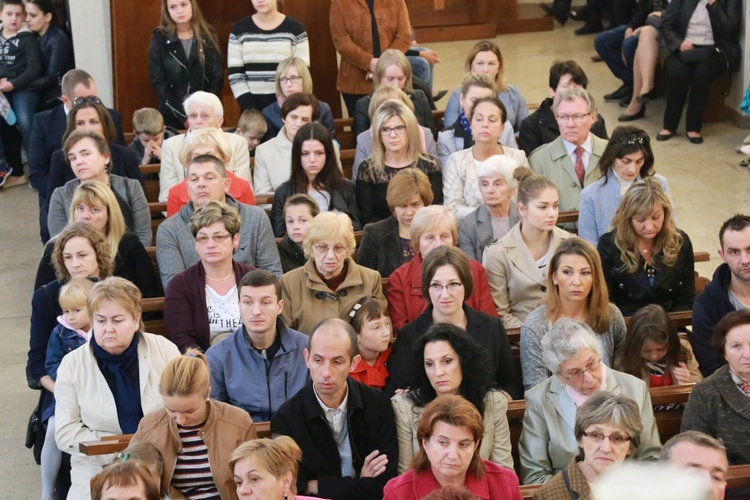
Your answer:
[43,316,89,420]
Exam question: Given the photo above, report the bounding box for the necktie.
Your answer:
[574,146,585,187]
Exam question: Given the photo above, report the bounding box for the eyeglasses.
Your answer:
[313,243,348,255]
[562,358,601,381]
[72,96,103,107]
[195,233,232,244]
[618,133,650,146]
[279,75,302,85]
[428,282,463,292]
[583,431,631,445]
[556,113,591,124]
[380,125,407,136]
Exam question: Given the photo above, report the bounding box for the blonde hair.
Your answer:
[612,178,683,274]
[370,100,434,177]
[112,442,165,479]
[410,206,458,254]
[275,57,313,97]
[465,40,506,92]
[58,278,96,310]
[368,86,414,121]
[159,349,210,398]
[68,180,125,263]
[460,72,496,95]
[228,436,303,494]
[189,201,241,237]
[132,108,165,136]
[303,211,356,259]
[87,277,144,333]
[373,49,413,92]
[237,109,267,135]
[179,127,232,168]
[52,223,114,282]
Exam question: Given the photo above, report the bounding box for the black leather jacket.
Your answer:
[28,25,74,105]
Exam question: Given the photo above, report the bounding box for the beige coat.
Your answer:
[280,257,384,335]
[391,389,513,474]
[483,224,572,328]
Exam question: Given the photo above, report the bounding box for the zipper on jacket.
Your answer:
[265,359,272,421]
[168,51,188,71]
[165,100,187,121]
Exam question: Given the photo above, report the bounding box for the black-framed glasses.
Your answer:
[428,282,463,292]
[279,75,302,85]
[583,431,631,445]
[72,96,103,107]
[618,132,650,146]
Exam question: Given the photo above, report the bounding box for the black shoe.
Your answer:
[554,11,568,25]
[569,10,585,21]
[575,22,603,35]
[687,133,704,144]
[636,88,658,104]
[433,90,448,102]
[540,3,555,15]
[604,85,633,102]
[618,104,646,122]
[618,96,630,108]
[656,131,674,141]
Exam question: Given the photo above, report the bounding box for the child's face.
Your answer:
[640,339,668,364]
[1,4,25,32]
[137,130,165,148]
[237,129,263,151]
[62,306,90,331]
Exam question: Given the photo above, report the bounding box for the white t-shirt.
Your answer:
[205,284,242,341]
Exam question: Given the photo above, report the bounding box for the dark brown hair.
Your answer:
[714,309,750,356]
[421,246,474,304]
[63,100,117,144]
[548,60,589,90]
[280,92,320,121]
[618,304,686,376]
[290,122,347,194]
[239,269,282,302]
[597,126,655,185]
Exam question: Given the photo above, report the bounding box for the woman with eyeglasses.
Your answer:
[597,177,694,317]
[164,201,255,352]
[579,126,670,245]
[519,318,660,485]
[279,211,385,335]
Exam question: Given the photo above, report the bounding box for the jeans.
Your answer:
[594,25,639,86]
[408,47,434,92]
[0,89,38,170]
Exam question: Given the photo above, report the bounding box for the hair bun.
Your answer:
[513,166,534,183]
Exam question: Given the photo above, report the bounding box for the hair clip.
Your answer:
[186,353,197,358]
[348,303,363,318]
[121,453,129,462]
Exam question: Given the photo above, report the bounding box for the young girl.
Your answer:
[110,442,166,497]
[348,297,393,390]
[40,278,95,500]
[618,304,702,387]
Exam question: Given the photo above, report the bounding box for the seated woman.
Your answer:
[484,173,572,329]
[519,319,661,484]
[279,211,384,334]
[521,237,626,390]
[130,350,256,498]
[389,246,520,398]
[579,126,669,245]
[656,0,741,144]
[47,131,151,246]
[384,395,522,499]
[54,277,180,498]
[443,97,528,220]
[271,122,361,236]
[457,155,519,263]
[277,194,319,273]
[444,40,529,133]
[261,56,335,141]
[437,73,518,169]
[356,99,442,224]
[165,201,255,352]
[166,127,255,216]
[35,180,159,297]
[92,461,161,500]
[357,168,433,278]
[353,49,436,137]
[598,177,694,317]
[230,435,319,500]
[392,323,514,473]
[617,304,702,387]
[388,206,497,330]
[347,296,393,390]
[535,392,644,498]
[353,85,437,178]
[682,310,750,465]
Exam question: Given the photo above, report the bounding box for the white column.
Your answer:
[68,0,114,107]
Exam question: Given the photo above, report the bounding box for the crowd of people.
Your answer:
[5,0,748,498]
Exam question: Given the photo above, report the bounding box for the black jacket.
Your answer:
[0,29,41,89]
[353,89,437,138]
[386,305,522,399]
[518,97,609,156]
[693,264,737,377]
[277,234,306,274]
[270,179,362,237]
[598,229,695,317]
[28,25,74,105]
[271,379,399,499]
[148,28,224,129]
[357,216,407,278]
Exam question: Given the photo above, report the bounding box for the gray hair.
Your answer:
[183,91,224,118]
[475,154,519,190]
[541,318,603,374]
[574,392,643,454]
[553,87,596,115]
[660,431,727,463]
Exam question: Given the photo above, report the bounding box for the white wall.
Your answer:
[68,0,114,107]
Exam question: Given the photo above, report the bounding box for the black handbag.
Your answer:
[25,391,47,465]
[678,45,716,64]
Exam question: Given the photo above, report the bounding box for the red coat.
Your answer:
[166,170,255,217]
[383,460,522,500]
[387,254,498,330]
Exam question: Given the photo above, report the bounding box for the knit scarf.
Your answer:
[92,333,143,434]
[457,111,475,149]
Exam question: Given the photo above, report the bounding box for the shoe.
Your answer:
[0,165,12,187]
[433,90,448,102]
[591,54,603,62]
[569,10,585,21]
[618,104,646,122]
[604,85,633,102]
[686,133,703,144]
[656,131,674,141]
[636,88,658,104]
[618,96,630,108]
[575,22,603,35]
[554,11,568,25]
[2,174,27,188]
[540,3,555,15]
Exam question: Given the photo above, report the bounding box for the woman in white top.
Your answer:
[443,96,528,221]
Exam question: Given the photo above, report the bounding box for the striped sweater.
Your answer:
[171,424,220,499]
[228,15,310,110]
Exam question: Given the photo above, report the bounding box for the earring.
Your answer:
[283,496,288,500]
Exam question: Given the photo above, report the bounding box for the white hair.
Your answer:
[475,154,519,189]
[183,91,224,118]
[541,318,603,374]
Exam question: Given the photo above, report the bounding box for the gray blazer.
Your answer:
[519,367,662,485]
[352,126,437,180]
[458,204,519,263]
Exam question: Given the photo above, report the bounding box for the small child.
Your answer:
[111,442,165,494]
[128,107,178,165]
[234,108,266,155]
[347,296,393,390]
[40,278,94,500]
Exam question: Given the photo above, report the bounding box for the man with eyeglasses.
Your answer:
[529,87,607,214]
[158,90,251,203]
[156,154,281,290]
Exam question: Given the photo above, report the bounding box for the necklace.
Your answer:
[205,270,234,281]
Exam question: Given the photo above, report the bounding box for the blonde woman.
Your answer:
[356,100,441,224]
[597,177,694,317]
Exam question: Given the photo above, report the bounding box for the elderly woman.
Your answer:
[387,205,497,330]
[681,309,750,464]
[353,49,436,137]
[391,323,514,472]
[519,319,661,485]
[579,126,669,245]
[389,247,521,398]
[230,435,319,500]
[598,178,694,317]
[457,156,520,263]
[384,395,522,499]
[358,168,433,278]
[47,130,150,246]
[165,201,255,352]
[54,277,180,498]
[261,56,336,140]
[535,392,644,498]
[131,350,257,498]
[444,97,528,221]
[520,238,626,390]
[277,194,319,273]
[279,211,384,334]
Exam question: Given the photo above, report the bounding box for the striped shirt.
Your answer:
[171,424,220,499]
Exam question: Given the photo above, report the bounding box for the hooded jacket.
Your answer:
[0,27,41,89]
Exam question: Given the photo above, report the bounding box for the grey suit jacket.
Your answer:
[458,204,519,263]
[519,367,662,485]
